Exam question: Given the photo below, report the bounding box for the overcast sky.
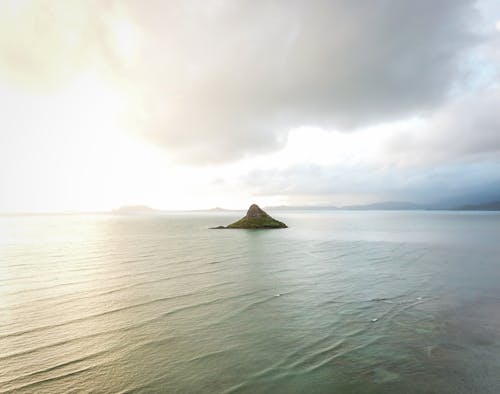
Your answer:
[1,0,499,211]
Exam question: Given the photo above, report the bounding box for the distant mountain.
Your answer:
[112,205,158,214]
[454,201,500,211]
[208,207,232,212]
[111,196,500,214]
[267,201,427,211]
[432,184,500,209]
[266,205,338,211]
[268,197,500,211]
[341,201,428,210]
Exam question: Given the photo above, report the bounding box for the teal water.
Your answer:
[1,211,500,393]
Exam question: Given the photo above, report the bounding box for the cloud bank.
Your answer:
[0,0,484,162]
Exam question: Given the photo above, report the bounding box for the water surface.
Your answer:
[1,211,500,393]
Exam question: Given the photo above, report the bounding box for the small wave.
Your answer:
[0,365,95,394]
[287,339,346,370]
[0,288,222,342]
[221,295,278,320]
[185,349,234,364]
[302,336,381,374]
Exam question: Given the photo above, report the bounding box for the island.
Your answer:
[211,204,287,229]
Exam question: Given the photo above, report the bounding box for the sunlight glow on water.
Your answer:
[1,211,500,393]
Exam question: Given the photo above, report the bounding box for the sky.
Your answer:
[0,0,499,212]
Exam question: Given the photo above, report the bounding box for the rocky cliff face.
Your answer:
[245,204,268,218]
[214,204,287,229]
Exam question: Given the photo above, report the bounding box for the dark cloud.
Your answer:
[385,88,500,165]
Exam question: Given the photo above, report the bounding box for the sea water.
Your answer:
[1,211,500,393]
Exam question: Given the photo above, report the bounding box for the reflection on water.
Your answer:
[0,211,500,393]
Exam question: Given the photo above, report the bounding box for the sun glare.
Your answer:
[110,18,140,64]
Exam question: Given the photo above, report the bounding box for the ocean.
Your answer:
[1,210,500,393]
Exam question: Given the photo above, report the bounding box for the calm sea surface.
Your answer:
[1,211,500,393]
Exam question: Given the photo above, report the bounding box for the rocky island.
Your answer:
[212,204,287,229]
